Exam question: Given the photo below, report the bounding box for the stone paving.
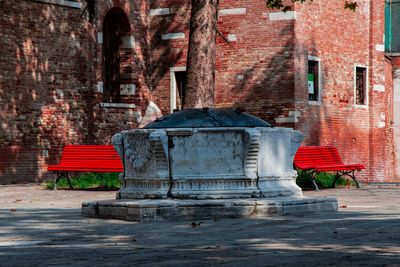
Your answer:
[1,183,400,266]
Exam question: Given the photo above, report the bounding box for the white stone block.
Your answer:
[219,8,246,16]
[376,44,385,52]
[97,82,103,93]
[373,84,385,92]
[42,149,49,158]
[150,8,170,16]
[97,32,103,44]
[274,111,302,123]
[162,33,185,40]
[100,103,136,108]
[120,84,135,95]
[56,89,64,98]
[120,36,135,49]
[228,34,237,42]
[35,0,82,8]
[269,11,296,21]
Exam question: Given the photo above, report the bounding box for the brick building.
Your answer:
[0,0,397,183]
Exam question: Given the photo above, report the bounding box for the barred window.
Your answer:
[308,60,319,101]
[355,67,367,105]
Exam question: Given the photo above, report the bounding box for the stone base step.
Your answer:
[82,197,338,222]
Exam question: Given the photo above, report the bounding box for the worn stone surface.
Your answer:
[1,184,400,266]
[112,126,303,200]
[82,197,338,222]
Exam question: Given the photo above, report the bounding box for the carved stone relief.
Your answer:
[124,132,151,171]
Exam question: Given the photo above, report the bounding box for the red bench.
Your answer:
[48,145,123,190]
[294,146,364,191]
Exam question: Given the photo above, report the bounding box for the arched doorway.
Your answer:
[103,8,130,103]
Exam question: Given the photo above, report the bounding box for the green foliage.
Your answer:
[296,170,349,189]
[46,172,121,190]
[344,1,358,11]
[266,0,312,12]
[266,0,357,12]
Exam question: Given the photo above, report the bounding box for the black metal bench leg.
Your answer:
[303,170,320,191]
[348,170,360,188]
[53,172,61,191]
[307,171,319,191]
[311,178,319,191]
[65,172,73,189]
[53,171,73,190]
[331,171,340,188]
[338,170,361,189]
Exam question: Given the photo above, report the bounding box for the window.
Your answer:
[174,71,187,111]
[103,8,130,103]
[170,67,187,113]
[385,1,400,53]
[355,66,367,105]
[308,59,320,101]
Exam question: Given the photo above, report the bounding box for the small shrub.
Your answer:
[296,170,314,189]
[296,170,349,189]
[46,172,121,190]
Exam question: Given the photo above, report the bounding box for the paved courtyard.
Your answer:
[1,183,400,266]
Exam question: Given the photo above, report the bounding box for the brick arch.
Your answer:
[99,1,131,34]
[102,7,131,103]
[102,7,131,35]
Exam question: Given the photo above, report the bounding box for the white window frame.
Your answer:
[307,55,322,105]
[170,66,186,113]
[354,64,369,107]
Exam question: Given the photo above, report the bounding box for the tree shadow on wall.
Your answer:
[216,25,297,125]
[95,2,187,139]
[223,27,371,180]
[0,1,97,183]
[118,1,188,108]
[0,1,190,184]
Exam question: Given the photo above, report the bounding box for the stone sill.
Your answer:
[35,0,82,9]
[355,104,369,109]
[100,103,136,109]
[385,52,400,57]
[308,100,321,106]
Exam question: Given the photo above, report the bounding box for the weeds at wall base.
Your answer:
[296,170,354,189]
[45,172,121,190]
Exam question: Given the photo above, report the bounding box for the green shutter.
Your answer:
[385,1,392,52]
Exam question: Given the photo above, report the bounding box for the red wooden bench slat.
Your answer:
[48,145,124,190]
[294,146,364,190]
[48,145,123,172]
[294,146,354,170]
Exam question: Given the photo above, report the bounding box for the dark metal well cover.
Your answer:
[144,108,273,128]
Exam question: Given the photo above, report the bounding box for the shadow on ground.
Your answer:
[1,206,399,266]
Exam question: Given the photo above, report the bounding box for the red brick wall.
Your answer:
[214,1,296,124]
[293,0,393,182]
[384,57,394,181]
[0,0,153,183]
[0,0,394,183]
[0,0,94,182]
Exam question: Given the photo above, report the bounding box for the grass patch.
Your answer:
[46,172,121,190]
[296,170,349,189]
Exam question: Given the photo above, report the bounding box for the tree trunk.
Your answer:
[184,0,219,109]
